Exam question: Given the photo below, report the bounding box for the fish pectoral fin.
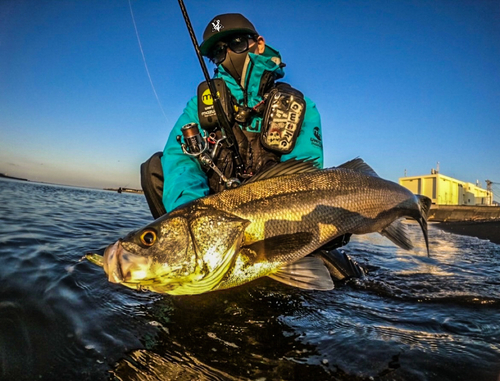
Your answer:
[380,219,414,250]
[165,231,243,295]
[268,257,334,291]
[246,232,314,262]
[189,210,250,272]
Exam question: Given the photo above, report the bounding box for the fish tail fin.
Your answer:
[418,194,432,221]
[416,195,432,256]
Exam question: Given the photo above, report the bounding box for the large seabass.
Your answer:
[91,159,431,295]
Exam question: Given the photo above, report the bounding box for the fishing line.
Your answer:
[127,0,169,123]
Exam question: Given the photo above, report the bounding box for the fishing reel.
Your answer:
[177,122,209,156]
[177,123,241,189]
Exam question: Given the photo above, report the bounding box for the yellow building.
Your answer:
[399,173,493,206]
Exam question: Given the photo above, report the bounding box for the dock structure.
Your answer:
[399,172,493,206]
[399,171,499,222]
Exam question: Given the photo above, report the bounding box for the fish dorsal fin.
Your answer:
[245,158,319,184]
[268,256,334,291]
[380,218,414,250]
[337,158,379,178]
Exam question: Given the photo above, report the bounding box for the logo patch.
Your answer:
[201,89,221,106]
[201,88,213,105]
[310,126,322,148]
[211,19,224,33]
[313,126,322,141]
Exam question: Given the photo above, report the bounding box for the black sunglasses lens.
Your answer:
[228,36,249,53]
[209,35,255,64]
[210,44,227,64]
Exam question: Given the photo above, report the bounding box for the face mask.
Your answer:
[221,41,259,83]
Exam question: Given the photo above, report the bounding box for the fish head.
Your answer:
[103,215,200,291]
[102,208,251,295]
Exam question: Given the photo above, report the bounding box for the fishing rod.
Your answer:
[177,0,246,179]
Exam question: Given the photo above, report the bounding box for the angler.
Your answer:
[140,8,363,281]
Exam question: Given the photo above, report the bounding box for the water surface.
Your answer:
[1,178,499,380]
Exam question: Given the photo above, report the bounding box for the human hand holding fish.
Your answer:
[86,158,431,295]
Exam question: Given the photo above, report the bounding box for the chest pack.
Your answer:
[197,78,234,131]
[197,79,306,155]
[259,83,306,154]
[190,78,308,192]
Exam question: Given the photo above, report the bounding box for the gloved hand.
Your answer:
[320,233,351,251]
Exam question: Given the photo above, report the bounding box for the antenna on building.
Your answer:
[436,161,440,173]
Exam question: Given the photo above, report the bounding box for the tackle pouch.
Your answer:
[260,83,306,154]
[197,78,233,131]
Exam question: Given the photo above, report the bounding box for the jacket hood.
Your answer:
[215,44,285,107]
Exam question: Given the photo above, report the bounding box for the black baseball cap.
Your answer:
[199,13,258,56]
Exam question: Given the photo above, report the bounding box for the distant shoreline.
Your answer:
[436,220,500,245]
[103,187,143,194]
[0,173,29,181]
[1,176,142,193]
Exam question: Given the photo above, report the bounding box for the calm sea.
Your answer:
[1,178,499,381]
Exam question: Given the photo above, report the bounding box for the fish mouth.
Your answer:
[103,241,151,284]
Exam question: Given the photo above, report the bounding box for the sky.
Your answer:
[1,0,499,200]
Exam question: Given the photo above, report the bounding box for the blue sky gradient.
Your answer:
[1,0,499,199]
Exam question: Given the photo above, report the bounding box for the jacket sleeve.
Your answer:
[281,96,324,169]
[160,96,210,212]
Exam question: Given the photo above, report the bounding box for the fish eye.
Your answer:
[140,230,157,247]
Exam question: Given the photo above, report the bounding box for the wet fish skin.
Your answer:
[100,159,431,295]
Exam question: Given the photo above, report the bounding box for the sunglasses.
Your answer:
[208,34,258,65]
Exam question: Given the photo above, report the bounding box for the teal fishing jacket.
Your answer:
[161,45,324,212]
